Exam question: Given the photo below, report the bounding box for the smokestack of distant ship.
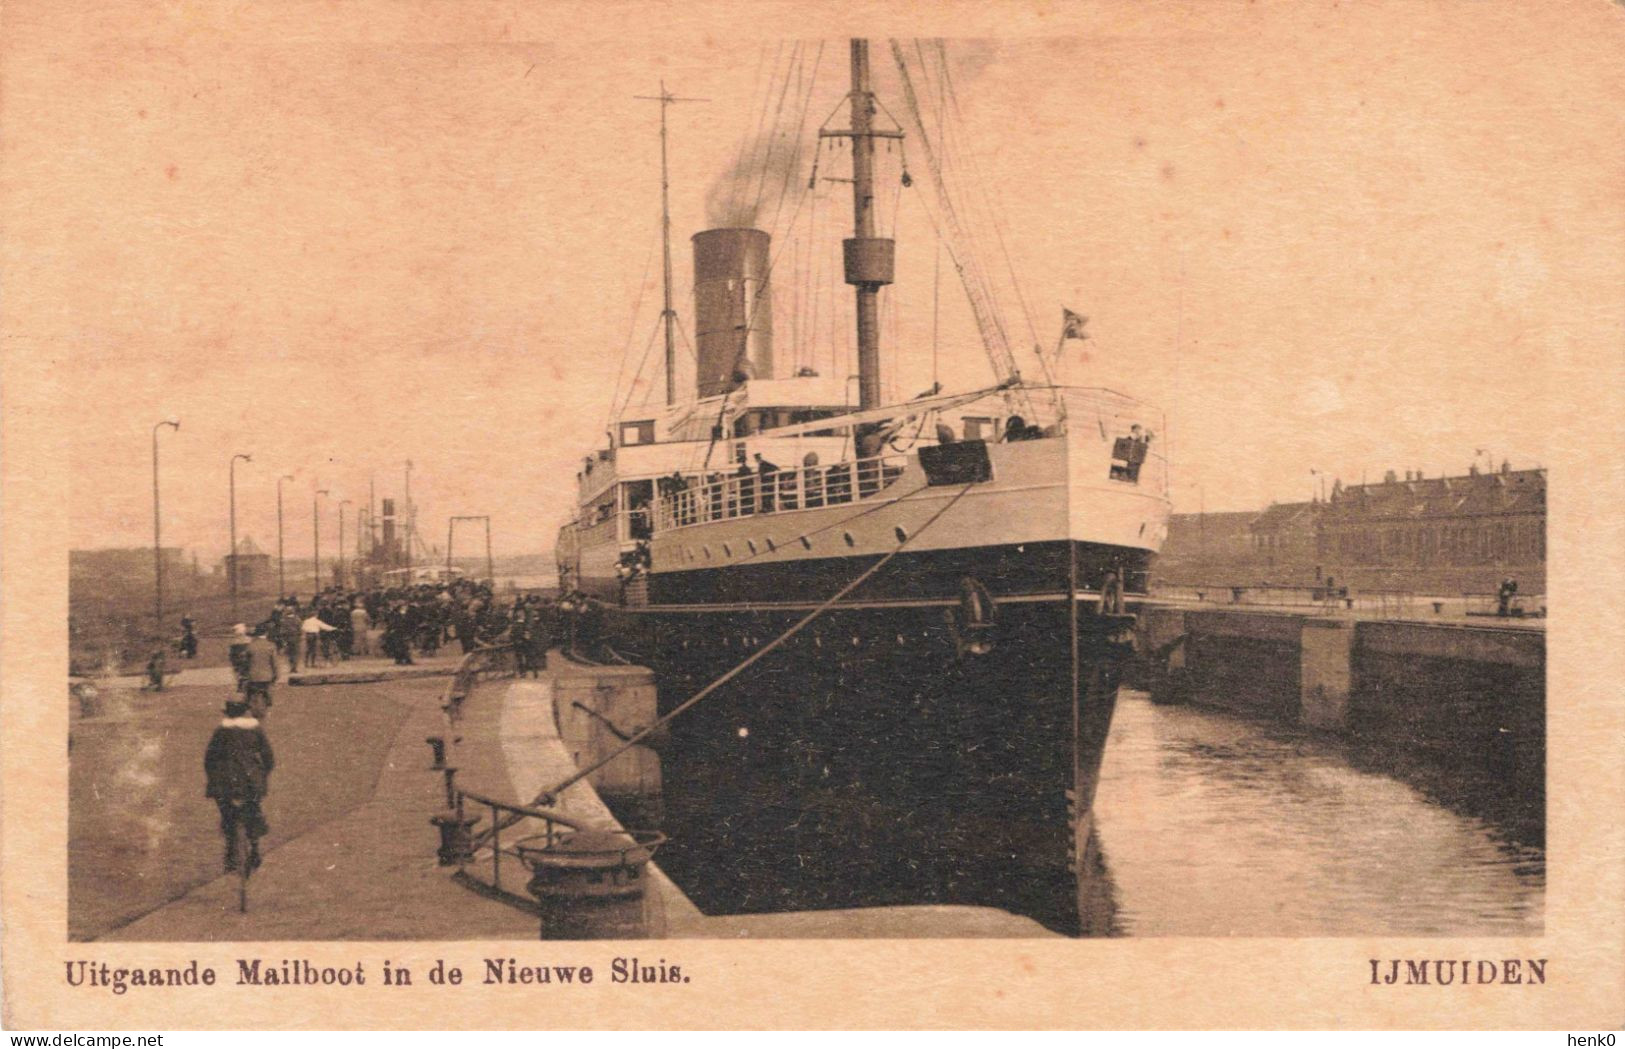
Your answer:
[381,498,398,560]
[692,228,772,398]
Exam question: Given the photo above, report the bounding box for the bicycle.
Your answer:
[226,801,259,913]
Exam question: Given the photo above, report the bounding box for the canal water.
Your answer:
[1091,690,1545,936]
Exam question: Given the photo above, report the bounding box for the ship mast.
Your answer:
[636,81,707,406]
[837,40,897,412]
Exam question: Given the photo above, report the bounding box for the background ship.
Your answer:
[554,38,1171,935]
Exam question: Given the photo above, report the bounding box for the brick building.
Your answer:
[1313,464,1544,593]
[1154,463,1545,595]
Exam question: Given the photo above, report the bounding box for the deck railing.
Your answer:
[655,451,910,531]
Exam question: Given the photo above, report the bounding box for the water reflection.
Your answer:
[1093,691,1544,936]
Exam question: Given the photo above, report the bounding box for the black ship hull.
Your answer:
[598,540,1141,936]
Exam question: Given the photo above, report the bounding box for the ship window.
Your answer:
[619,419,655,446]
[843,531,856,547]
[722,543,732,557]
[764,537,776,552]
[703,546,712,560]
[800,536,812,550]
[746,539,757,555]
[894,526,908,544]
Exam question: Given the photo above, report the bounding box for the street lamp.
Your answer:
[151,419,180,635]
[338,499,353,589]
[229,453,252,620]
[276,474,294,598]
[314,488,329,591]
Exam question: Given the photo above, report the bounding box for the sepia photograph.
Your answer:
[5,0,1622,1032]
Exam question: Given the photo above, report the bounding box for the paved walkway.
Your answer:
[109,652,1050,940]
[105,672,534,941]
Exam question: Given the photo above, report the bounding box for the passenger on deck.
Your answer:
[826,458,852,504]
[707,473,725,521]
[1003,415,1038,442]
[1126,424,1153,481]
[735,459,756,515]
[754,453,781,512]
[661,471,691,526]
[856,427,884,498]
[802,452,824,507]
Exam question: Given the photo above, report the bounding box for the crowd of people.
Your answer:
[231,578,568,674]
[201,579,612,875]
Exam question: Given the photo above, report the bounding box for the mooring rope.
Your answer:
[477,480,977,844]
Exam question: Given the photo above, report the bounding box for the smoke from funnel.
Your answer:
[705,128,809,229]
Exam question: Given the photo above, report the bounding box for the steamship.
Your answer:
[554,39,1169,935]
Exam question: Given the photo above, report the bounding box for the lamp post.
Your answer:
[151,419,181,634]
[229,453,252,620]
[314,488,329,591]
[276,474,294,598]
[338,499,352,589]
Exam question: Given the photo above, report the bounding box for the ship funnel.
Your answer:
[692,228,773,398]
[381,498,397,557]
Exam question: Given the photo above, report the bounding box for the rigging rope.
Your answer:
[727,42,781,227]
[695,44,827,473]
[613,311,669,423]
[513,479,978,817]
[890,42,1012,380]
[892,40,1037,420]
[936,39,1040,355]
[602,221,662,431]
[928,41,1021,374]
[748,42,801,223]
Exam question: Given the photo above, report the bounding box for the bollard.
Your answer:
[72,683,103,718]
[426,736,447,769]
[516,829,666,940]
[430,810,481,866]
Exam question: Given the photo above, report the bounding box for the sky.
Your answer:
[6,1,1621,562]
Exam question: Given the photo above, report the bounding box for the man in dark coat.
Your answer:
[753,453,780,512]
[204,699,275,872]
[242,626,281,720]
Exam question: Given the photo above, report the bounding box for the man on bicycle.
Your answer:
[204,698,275,873]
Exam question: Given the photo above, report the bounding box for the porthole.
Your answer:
[746,539,757,555]
[703,546,712,560]
[894,526,908,543]
[722,543,732,557]
[843,531,856,547]
[800,536,813,550]
[765,537,776,552]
